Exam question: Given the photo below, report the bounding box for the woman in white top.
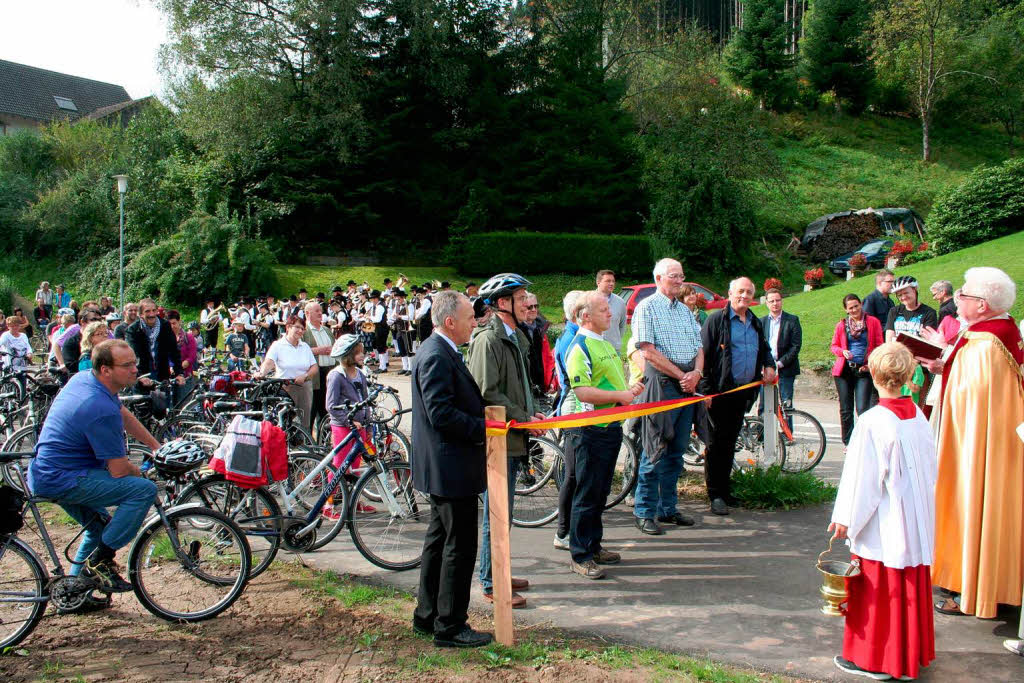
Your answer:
[0,315,33,371]
[259,315,318,431]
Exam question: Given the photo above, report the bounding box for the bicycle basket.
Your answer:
[0,485,26,535]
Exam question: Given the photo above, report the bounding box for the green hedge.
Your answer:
[928,158,1024,255]
[453,232,651,277]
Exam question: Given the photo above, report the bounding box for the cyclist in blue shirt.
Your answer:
[27,339,160,593]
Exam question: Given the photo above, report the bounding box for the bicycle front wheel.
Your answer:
[733,417,786,471]
[779,410,827,473]
[511,436,562,528]
[370,388,403,427]
[349,462,429,570]
[0,535,48,650]
[129,506,250,622]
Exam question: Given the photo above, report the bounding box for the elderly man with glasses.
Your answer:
[916,267,1023,620]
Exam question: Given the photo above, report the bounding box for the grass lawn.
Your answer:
[783,231,1024,369]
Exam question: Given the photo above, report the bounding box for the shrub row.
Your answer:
[928,157,1024,255]
[451,231,651,277]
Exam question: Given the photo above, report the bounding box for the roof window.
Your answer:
[53,96,78,111]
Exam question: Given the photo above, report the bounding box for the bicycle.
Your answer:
[727,385,827,472]
[0,451,251,649]
[175,389,429,574]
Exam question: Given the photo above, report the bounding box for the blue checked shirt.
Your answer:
[631,290,702,365]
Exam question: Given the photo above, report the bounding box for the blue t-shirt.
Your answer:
[28,371,126,497]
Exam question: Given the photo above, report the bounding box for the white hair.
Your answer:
[524,292,538,304]
[303,301,321,314]
[653,258,680,281]
[964,267,1016,312]
[728,277,756,295]
[562,290,585,322]
[575,291,605,322]
[431,290,465,327]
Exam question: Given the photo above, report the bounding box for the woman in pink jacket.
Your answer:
[830,293,884,446]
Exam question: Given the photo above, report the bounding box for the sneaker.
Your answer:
[322,504,341,521]
[355,502,377,513]
[570,558,605,580]
[624,494,635,508]
[1004,639,1024,656]
[593,549,621,565]
[833,655,893,680]
[553,533,569,550]
[710,498,729,516]
[84,556,133,593]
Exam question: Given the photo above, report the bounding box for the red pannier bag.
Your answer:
[209,416,288,488]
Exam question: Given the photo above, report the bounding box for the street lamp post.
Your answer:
[113,175,128,312]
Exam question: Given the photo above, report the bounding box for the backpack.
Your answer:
[209,416,289,488]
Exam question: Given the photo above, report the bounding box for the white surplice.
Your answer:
[831,405,937,569]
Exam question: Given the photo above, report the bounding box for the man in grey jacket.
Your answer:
[467,273,545,609]
[597,269,627,354]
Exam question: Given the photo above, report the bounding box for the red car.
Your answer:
[619,282,735,325]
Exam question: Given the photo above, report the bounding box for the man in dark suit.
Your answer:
[759,288,802,412]
[123,298,184,389]
[699,278,776,516]
[410,291,492,649]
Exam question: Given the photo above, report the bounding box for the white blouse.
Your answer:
[266,338,316,380]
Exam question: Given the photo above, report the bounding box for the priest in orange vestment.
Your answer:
[917,267,1024,619]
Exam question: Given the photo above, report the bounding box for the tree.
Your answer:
[800,0,872,113]
[961,5,1024,152]
[872,0,976,162]
[724,0,794,110]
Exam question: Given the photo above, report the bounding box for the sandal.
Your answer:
[934,597,964,615]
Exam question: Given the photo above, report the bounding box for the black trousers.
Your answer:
[568,424,621,563]
[555,433,577,538]
[704,388,756,501]
[414,494,478,637]
[204,327,219,351]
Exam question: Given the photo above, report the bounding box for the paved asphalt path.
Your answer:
[302,369,1023,681]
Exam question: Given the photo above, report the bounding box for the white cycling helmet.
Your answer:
[330,333,362,359]
[152,439,206,476]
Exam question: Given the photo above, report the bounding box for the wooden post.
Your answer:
[485,405,514,646]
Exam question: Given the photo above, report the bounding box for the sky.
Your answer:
[2,1,169,100]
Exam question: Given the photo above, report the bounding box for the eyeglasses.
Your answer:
[663,273,685,280]
[954,288,986,303]
[114,361,138,368]
[525,305,539,310]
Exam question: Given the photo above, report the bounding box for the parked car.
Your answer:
[827,239,893,276]
[620,282,730,325]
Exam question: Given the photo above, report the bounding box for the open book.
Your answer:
[895,332,944,361]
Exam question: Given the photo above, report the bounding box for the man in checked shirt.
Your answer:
[630,258,705,536]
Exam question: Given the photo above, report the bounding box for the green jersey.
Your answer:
[565,328,627,427]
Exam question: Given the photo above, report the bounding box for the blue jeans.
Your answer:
[478,458,520,593]
[55,469,157,576]
[634,396,695,521]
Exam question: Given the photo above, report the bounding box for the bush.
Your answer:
[0,274,15,311]
[451,232,651,278]
[127,212,279,306]
[928,158,1024,254]
[731,466,837,510]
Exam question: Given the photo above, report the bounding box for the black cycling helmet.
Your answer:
[892,275,918,293]
[152,439,206,477]
[478,273,532,306]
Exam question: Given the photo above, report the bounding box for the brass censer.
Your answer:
[817,535,860,617]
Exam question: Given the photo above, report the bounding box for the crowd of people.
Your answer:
[5,261,1022,674]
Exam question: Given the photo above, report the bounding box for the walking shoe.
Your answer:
[1003,639,1024,656]
[510,577,530,591]
[710,498,729,516]
[411,619,434,636]
[570,558,605,580]
[322,504,341,521]
[355,502,377,514]
[833,656,893,680]
[84,552,133,593]
[624,494,635,507]
[592,549,621,565]
[657,511,696,526]
[481,590,526,608]
[434,626,493,648]
[553,533,570,550]
[634,517,664,535]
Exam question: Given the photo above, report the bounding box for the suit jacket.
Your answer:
[760,311,802,377]
[410,332,487,498]
[124,318,182,381]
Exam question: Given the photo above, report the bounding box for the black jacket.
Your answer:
[518,314,550,393]
[124,318,182,381]
[61,331,83,376]
[759,311,802,377]
[699,304,774,395]
[410,332,487,498]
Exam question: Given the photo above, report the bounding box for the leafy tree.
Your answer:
[800,0,872,114]
[724,0,794,110]
[927,157,1024,253]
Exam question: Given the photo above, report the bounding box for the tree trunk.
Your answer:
[921,112,931,162]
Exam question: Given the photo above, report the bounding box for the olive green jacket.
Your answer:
[466,315,533,457]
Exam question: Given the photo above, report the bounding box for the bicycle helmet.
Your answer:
[478,273,532,305]
[892,275,918,293]
[106,312,121,323]
[331,333,362,359]
[152,439,207,476]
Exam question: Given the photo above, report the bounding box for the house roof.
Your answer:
[86,96,153,121]
[0,59,132,123]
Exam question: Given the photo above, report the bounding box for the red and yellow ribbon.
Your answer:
[485,380,766,436]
